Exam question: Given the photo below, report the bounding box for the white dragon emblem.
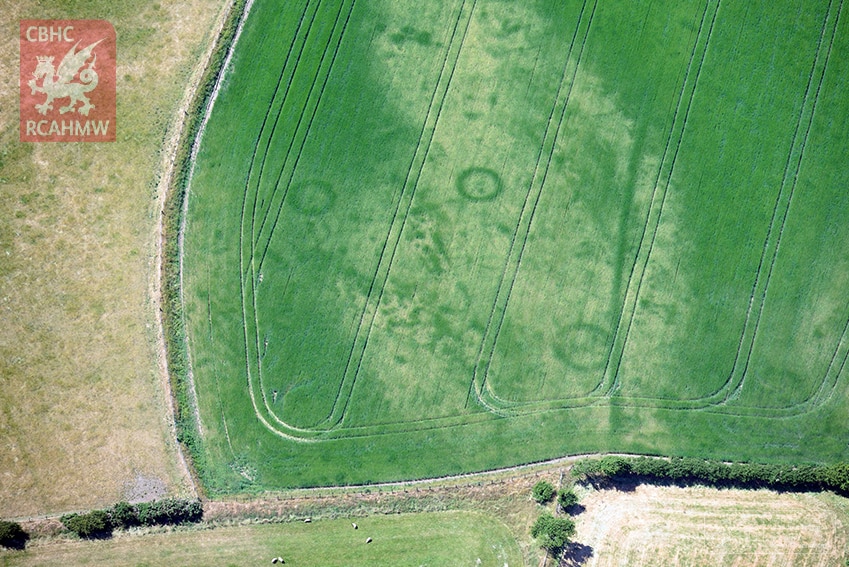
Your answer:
[28,39,103,116]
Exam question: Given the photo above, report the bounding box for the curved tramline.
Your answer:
[182,0,849,490]
[247,0,360,438]
[615,0,847,414]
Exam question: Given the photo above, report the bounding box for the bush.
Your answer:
[137,498,202,526]
[108,501,139,529]
[532,481,556,504]
[531,513,575,552]
[557,488,579,510]
[0,520,29,550]
[824,464,849,494]
[61,510,112,539]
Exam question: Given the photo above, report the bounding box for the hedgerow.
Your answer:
[60,499,203,539]
[572,456,849,494]
[137,498,203,526]
[161,0,249,487]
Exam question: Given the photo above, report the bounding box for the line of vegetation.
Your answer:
[573,455,849,494]
[160,0,249,488]
[60,499,203,540]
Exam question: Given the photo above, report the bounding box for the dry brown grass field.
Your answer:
[0,0,225,517]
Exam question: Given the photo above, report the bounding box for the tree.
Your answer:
[531,513,575,553]
[532,480,555,504]
[557,487,579,511]
[0,520,29,550]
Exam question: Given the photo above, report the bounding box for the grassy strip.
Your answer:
[2,511,522,567]
[161,0,250,488]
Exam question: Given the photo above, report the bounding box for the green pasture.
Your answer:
[183,0,849,491]
[2,511,521,566]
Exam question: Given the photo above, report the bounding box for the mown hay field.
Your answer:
[183,0,849,491]
[575,485,849,566]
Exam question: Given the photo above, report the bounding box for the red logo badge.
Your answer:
[20,20,116,142]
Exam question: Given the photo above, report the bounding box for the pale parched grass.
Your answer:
[0,0,224,518]
[576,483,849,566]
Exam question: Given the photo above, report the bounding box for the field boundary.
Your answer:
[160,0,254,480]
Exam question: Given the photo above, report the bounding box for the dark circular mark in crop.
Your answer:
[287,180,335,216]
[457,167,502,201]
[556,323,610,371]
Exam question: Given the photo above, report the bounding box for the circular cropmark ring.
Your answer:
[287,180,335,216]
[456,167,503,201]
[555,323,610,371]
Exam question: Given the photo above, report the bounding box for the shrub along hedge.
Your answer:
[573,456,849,494]
[0,520,29,550]
[532,481,556,504]
[60,510,111,539]
[61,498,203,538]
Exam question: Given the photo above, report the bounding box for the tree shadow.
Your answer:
[1,532,30,551]
[559,542,594,566]
[581,476,638,493]
[82,529,114,540]
[560,503,586,516]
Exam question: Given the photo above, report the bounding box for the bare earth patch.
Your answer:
[574,482,849,566]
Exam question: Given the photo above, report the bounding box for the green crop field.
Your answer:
[182,0,849,492]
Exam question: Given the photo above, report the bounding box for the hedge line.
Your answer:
[60,498,203,539]
[161,0,249,485]
[573,456,849,494]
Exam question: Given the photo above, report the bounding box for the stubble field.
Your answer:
[575,484,849,566]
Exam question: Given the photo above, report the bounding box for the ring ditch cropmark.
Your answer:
[20,20,116,142]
